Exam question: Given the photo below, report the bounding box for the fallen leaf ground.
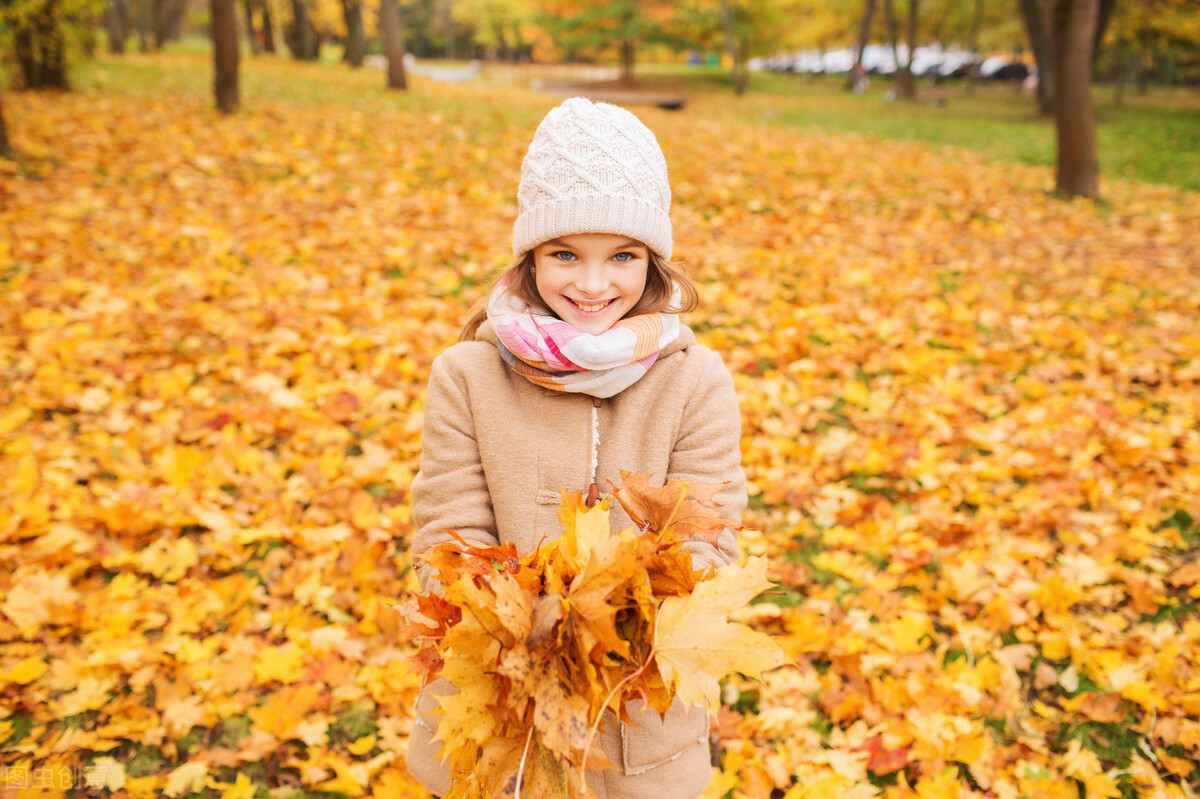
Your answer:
[2,54,1200,798]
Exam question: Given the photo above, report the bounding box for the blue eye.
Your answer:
[613,252,634,262]
[552,251,577,261]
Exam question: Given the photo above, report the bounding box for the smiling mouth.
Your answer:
[568,298,617,313]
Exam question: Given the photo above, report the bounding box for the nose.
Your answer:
[576,262,608,296]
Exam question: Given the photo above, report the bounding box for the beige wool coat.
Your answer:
[405,320,747,798]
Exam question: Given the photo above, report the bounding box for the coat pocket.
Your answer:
[619,697,709,776]
[405,677,455,796]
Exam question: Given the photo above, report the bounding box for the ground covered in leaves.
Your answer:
[2,54,1200,798]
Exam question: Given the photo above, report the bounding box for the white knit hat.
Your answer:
[513,97,672,260]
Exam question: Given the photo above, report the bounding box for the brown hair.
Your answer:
[459,247,700,342]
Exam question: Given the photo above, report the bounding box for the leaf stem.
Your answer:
[514,726,534,798]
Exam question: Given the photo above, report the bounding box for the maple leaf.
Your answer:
[564,530,640,662]
[163,762,208,798]
[557,491,611,573]
[653,556,789,708]
[610,470,733,547]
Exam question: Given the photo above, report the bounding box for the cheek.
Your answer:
[533,266,559,306]
[626,268,649,301]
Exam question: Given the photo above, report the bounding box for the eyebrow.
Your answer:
[544,238,647,250]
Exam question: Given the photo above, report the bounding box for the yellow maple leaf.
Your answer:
[163,762,207,798]
[84,757,126,791]
[253,644,306,684]
[557,492,611,574]
[653,556,788,708]
[915,767,961,799]
[886,614,932,654]
[347,734,376,755]
[0,406,31,435]
[220,773,257,799]
[1082,770,1124,799]
[1060,739,1102,780]
[0,656,48,685]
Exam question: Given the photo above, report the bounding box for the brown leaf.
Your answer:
[610,470,733,547]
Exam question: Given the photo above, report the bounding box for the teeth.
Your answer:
[572,299,611,313]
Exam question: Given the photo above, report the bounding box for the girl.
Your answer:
[406,97,747,798]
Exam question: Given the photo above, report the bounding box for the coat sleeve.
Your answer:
[666,348,747,571]
[409,350,500,593]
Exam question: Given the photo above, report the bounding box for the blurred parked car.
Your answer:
[979,56,1030,80]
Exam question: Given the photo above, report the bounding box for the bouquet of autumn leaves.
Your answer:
[401,471,787,798]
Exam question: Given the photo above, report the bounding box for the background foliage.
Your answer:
[2,44,1200,799]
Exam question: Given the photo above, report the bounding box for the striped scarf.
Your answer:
[487,281,680,398]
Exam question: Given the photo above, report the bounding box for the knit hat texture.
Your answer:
[513,97,672,260]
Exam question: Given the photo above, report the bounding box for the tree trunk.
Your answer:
[965,0,983,93]
[443,0,455,60]
[1019,0,1054,114]
[0,94,10,159]
[1041,0,1099,198]
[618,38,635,87]
[883,0,916,98]
[134,0,151,50]
[289,0,316,59]
[153,0,166,47]
[849,0,876,91]
[903,0,919,97]
[493,21,508,60]
[212,0,240,113]
[106,0,127,53]
[261,0,275,52]
[1112,42,1128,107]
[341,0,366,66]
[379,0,407,89]
[13,0,69,88]
[1093,0,1115,65]
[718,0,746,95]
[165,0,187,41]
[243,0,261,54]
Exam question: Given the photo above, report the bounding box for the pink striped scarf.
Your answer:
[487,281,681,398]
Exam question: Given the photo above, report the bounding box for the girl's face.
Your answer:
[533,233,649,335]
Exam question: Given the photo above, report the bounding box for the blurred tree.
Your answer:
[535,0,675,87]
[1021,0,1115,115]
[883,0,919,98]
[673,0,803,93]
[286,0,319,57]
[717,0,746,94]
[261,0,276,50]
[1019,0,1051,111]
[442,0,456,57]
[849,0,876,89]
[213,0,240,111]
[379,0,407,87]
[130,0,150,49]
[152,0,187,45]
[243,0,278,51]
[1038,0,1100,197]
[243,0,260,51]
[0,94,9,157]
[453,0,535,59]
[1106,0,1198,99]
[104,0,129,52]
[2,0,105,87]
[790,0,856,49]
[341,0,366,64]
